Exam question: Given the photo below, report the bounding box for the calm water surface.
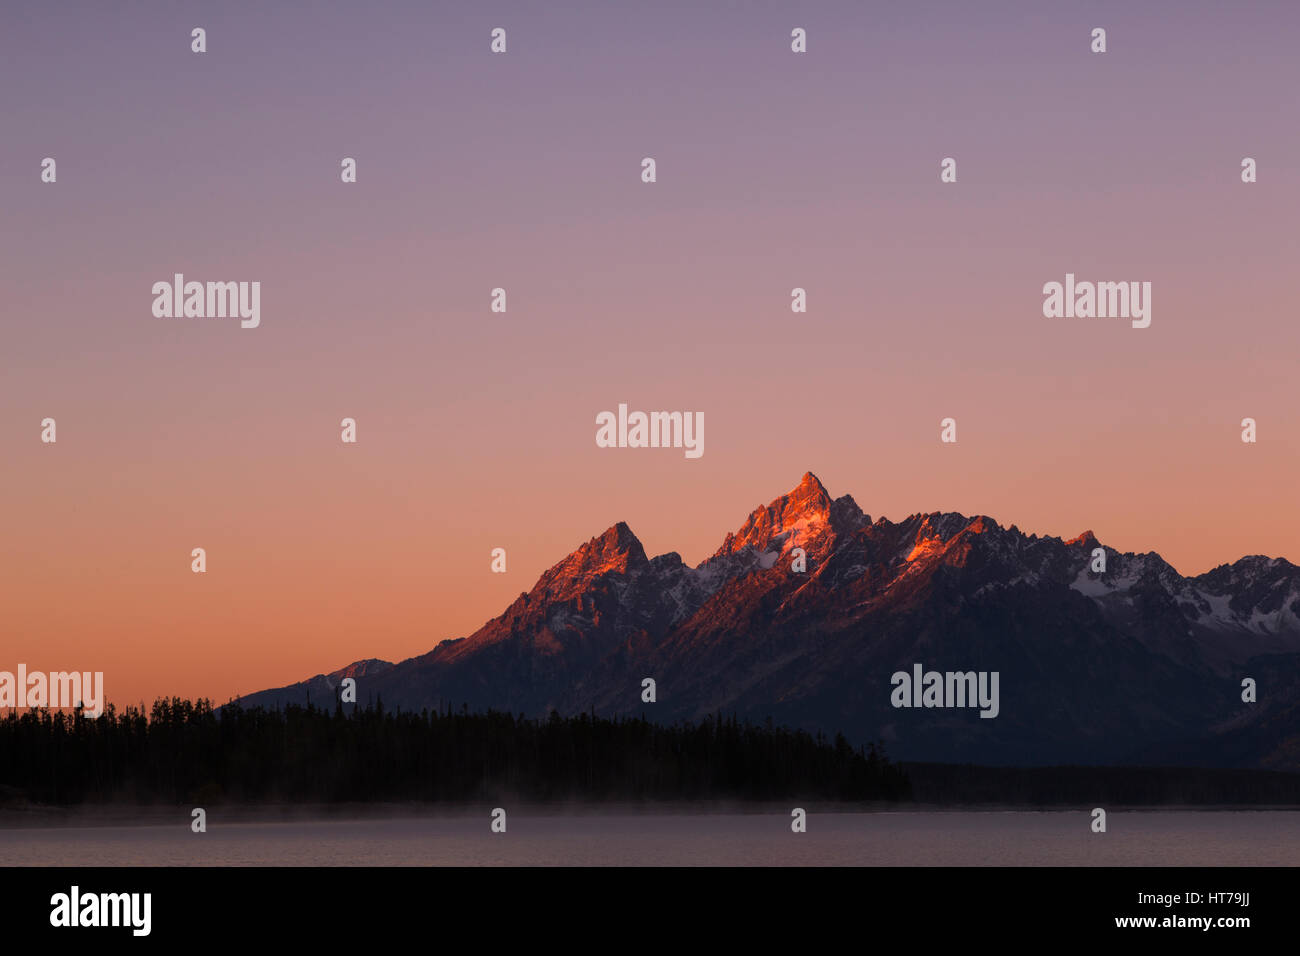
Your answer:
[4,811,1298,866]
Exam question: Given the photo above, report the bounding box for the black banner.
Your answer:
[3,866,1282,944]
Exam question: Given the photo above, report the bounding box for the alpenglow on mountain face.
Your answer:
[239,473,1300,769]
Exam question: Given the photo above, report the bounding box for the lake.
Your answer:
[4,809,1298,865]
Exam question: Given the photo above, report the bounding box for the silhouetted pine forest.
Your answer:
[0,699,909,806]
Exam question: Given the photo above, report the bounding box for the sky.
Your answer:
[2,1,1297,709]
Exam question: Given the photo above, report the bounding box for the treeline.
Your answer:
[0,699,909,806]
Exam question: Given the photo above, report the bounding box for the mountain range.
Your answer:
[237,473,1300,770]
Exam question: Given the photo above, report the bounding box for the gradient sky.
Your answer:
[3,1,1297,709]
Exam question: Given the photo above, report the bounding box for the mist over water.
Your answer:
[5,811,1298,866]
